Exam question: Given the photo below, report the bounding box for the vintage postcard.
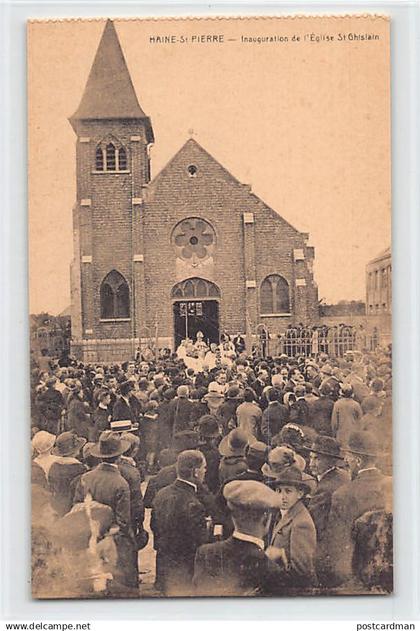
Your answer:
[29,15,392,599]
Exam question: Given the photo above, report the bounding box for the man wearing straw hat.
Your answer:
[316,431,391,588]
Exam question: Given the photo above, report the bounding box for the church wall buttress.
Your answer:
[131,134,148,340]
[242,213,258,334]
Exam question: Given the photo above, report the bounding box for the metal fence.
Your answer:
[254,328,391,358]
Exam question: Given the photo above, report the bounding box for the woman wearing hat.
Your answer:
[218,428,248,484]
[32,430,59,479]
[48,431,88,516]
[218,385,242,435]
[269,465,317,589]
[202,384,225,419]
[67,384,91,440]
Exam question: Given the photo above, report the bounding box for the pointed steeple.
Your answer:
[70,20,154,142]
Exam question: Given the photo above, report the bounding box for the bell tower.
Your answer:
[69,20,154,361]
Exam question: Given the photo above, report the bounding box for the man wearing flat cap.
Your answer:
[316,430,392,589]
[306,436,350,540]
[193,480,286,596]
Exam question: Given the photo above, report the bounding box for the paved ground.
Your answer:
[138,508,160,596]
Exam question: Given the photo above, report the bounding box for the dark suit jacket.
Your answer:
[37,387,64,430]
[67,397,91,439]
[144,464,177,508]
[168,397,195,435]
[316,468,391,587]
[48,458,87,517]
[151,479,208,592]
[308,396,334,435]
[118,457,145,530]
[270,500,317,588]
[352,509,393,592]
[261,402,289,444]
[156,400,174,450]
[289,398,310,426]
[193,536,288,596]
[144,464,219,520]
[218,399,240,435]
[112,397,135,422]
[74,462,131,534]
[308,467,350,540]
[91,405,110,442]
[198,442,221,494]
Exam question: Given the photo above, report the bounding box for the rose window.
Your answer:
[172,218,215,263]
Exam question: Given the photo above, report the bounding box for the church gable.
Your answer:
[147,138,303,238]
[147,138,246,204]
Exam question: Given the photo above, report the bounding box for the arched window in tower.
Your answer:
[106,143,117,171]
[95,136,129,173]
[100,270,130,319]
[95,146,104,171]
[260,275,290,315]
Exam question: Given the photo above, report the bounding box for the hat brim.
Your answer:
[200,429,220,439]
[261,463,280,478]
[203,393,224,400]
[111,424,139,434]
[51,436,86,457]
[302,445,344,460]
[90,439,131,459]
[342,446,379,458]
[271,477,312,495]
[218,435,247,457]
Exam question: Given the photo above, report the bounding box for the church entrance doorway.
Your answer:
[171,278,220,348]
[173,300,219,348]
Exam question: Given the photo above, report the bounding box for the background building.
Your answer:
[365,246,392,340]
[70,21,318,362]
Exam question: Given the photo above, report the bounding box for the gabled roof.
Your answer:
[70,20,154,142]
[150,138,302,236]
[368,246,391,265]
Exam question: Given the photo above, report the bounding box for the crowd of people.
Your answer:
[31,332,393,599]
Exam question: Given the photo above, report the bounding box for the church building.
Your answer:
[70,20,319,362]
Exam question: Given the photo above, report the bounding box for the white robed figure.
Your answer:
[219,337,236,368]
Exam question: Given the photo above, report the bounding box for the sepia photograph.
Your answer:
[28,15,392,599]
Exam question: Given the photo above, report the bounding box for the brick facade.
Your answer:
[70,21,318,362]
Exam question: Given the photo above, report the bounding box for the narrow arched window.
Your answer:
[260,278,273,314]
[106,143,116,171]
[118,147,127,170]
[260,275,290,314]
[100,283,114,319]
[95,137,129,173]
[100,271,130,319]
[95,146,104,171]
[116,282,129,318]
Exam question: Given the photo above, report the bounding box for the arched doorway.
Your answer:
[171,278,220,348]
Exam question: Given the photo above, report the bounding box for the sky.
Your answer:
[28,16,391,315]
